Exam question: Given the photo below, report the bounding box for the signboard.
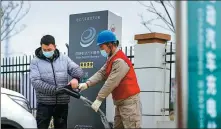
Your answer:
[176,1,221,128]
[68,10,122,128]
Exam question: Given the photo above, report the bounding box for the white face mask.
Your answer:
[100,50,108,58]
[42,50,54,58]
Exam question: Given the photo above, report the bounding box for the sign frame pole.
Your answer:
[175,1,188,128]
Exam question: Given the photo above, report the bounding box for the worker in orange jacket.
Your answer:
[78,30,142,129]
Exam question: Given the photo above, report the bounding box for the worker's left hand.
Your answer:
[91,99,102,112]
[68,78,79,89]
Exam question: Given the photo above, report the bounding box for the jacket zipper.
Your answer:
[50,61,58,105]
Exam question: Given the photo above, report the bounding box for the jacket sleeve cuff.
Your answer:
[96,96,105,102]
[86,80,92,87]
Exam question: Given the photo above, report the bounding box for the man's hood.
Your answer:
[35,47,60,61]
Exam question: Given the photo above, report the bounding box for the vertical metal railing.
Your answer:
[164,42,176,112]
[1,55,36,114]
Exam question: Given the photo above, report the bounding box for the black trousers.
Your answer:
[36,103,68,129]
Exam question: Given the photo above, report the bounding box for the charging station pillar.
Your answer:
[68,10,122,128]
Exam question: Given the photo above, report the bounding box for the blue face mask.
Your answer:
[42,50,54,58]
[100,50,108,57]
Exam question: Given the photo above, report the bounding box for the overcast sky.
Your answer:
[1,1,175,57]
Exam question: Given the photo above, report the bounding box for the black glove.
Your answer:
[63,85,73,90]
[55,87,64,95]
[55,85,72,95]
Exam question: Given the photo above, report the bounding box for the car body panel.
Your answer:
[1,87,37,128]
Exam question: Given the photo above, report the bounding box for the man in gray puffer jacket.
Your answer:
[30,35,83,129]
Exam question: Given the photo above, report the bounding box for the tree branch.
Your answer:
[1,3,14,28]
[150,1,171,26]
[153,24,173,32]
[2,25,26,41]
[1,1,23,35]
[138,1,175,34]
[160,0,175,32]
[167,1,175,9]
[140,14,172,32]
[1,1,31,41]
[137,1,153,9]
[149,1,174,32]
[155,0,175,9]
[138,13,153,32]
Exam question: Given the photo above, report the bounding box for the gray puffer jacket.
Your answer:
[30,47,83,105]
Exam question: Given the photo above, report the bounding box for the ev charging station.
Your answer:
[67,10,122,128]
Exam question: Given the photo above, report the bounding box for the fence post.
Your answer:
[134,32,172,128]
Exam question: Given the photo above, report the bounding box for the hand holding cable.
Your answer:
[78,82,89,92]
[67,78,79,89]
[91,99,102,112]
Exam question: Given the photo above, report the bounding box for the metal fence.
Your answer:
[1,55,37,114]
[164,42,176,111]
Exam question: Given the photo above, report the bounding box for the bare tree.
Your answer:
[1,1,31,41]
[138,0,175,33]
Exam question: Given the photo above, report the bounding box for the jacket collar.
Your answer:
[107,47,120,61]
